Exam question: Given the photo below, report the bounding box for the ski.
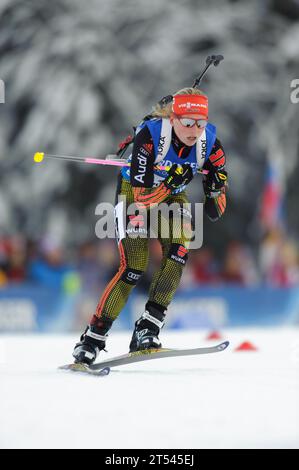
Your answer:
[59,363,110,377]
[58,341,229,375]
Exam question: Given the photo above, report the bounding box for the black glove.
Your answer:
[203,168,228,198]
[163,163,194,191]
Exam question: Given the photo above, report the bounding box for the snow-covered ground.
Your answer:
[0,327,298,449]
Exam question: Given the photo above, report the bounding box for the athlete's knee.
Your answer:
[167,243,189,267]
[120,267,145,286]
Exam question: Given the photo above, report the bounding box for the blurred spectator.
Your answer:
[0,238,9,286]
[191,248,219,285]
[259,229,299,287]
[28,236,77,290]
[97,239,120,283]
[77,239,119,293]
[220,241,259,285]
[77,241,103,293]
[275,241,299,287]
[0,236,27,285]
[259,228,283,280]
[0,232,298,290]
[5,236,27,282]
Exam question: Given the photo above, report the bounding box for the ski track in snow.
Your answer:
[0,328,298,449]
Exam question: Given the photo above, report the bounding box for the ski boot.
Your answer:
[129,303,166,352]
[72,319,112,365]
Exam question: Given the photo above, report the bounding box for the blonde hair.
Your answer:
[151,87,207,118]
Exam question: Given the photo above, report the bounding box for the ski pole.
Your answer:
[33,152,209,175]
[158,54,224,108]
[192,54,224,89]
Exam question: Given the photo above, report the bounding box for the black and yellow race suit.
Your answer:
[92,124,227,326]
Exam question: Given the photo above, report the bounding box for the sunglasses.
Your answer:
[176,116,208,129]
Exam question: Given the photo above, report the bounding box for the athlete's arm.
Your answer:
[203,138,228,221]
[130,126,155,187]
[130,126,171,208]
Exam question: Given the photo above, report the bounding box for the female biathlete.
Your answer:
[73,88,228,365]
